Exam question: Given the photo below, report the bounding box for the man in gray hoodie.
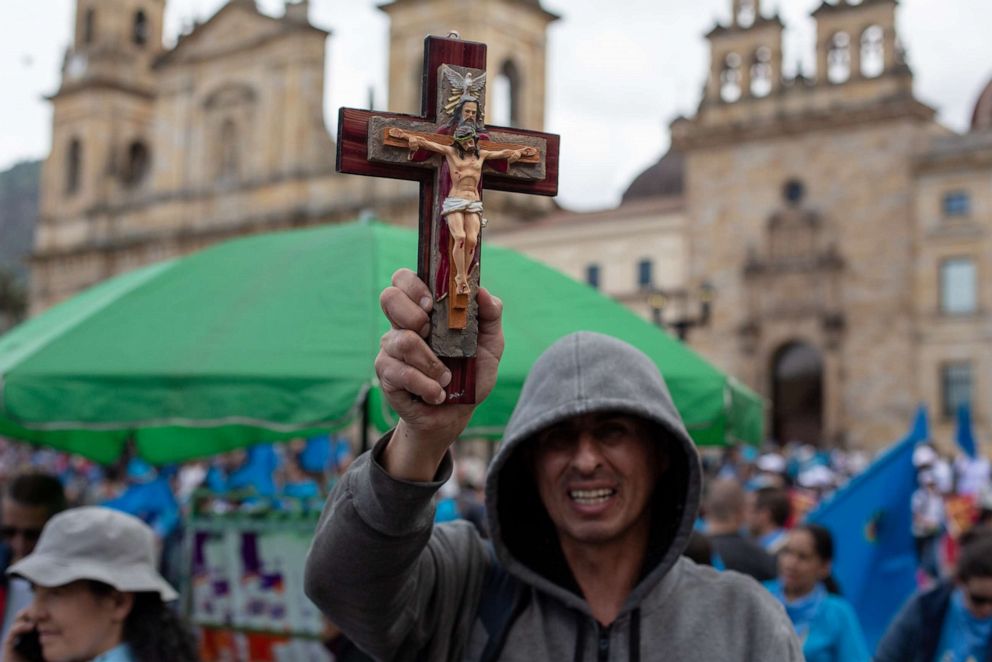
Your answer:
[305,269,801,661]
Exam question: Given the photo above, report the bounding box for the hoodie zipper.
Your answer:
[596,623,610,662]
[579,611,640,661]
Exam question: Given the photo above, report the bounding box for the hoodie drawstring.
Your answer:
[629,608,641,662]
[573,613,587,662]
[480,589,528,662]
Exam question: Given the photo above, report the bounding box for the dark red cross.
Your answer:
[337,35,559,404]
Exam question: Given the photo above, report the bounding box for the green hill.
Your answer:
[0,159,40,281]
[0,159,40,328]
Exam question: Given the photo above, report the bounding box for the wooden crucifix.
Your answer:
[337,34,559,404]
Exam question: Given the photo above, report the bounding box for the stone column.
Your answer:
[740,56,752,99]
[849,34,861,79]
[883,26,897,71]
[770,45,782,94]
[708,51,724,101]
[816,39,829,84]
[823,348,845,447]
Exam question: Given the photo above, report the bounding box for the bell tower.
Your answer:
[67,0,165,86]
[812,0,908,89]
[42,0,163,215]
[35,0,165,306]
[702,0,785,107]
[379,0,559,220]
[380,0,557,132]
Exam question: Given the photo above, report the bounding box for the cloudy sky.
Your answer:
[2,0,991,210]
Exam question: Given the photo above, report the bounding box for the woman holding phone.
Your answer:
[1,506,199,662]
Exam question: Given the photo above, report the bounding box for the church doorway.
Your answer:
[771,342,824,445]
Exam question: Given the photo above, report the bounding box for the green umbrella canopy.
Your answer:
[0,221,763,464]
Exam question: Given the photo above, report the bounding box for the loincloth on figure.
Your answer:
[441,197,484,217]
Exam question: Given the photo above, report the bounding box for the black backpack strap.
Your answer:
[478,541,524,662]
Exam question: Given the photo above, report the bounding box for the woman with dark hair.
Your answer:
[765,524,869,662]
[1,506,199,662]
[876,525,992,662]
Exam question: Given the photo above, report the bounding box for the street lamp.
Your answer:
[647,281,715,342]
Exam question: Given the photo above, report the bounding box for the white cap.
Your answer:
[913,445,937,468]
[798,465,836,489]
[757,453,786,473]
[8,507,177,601]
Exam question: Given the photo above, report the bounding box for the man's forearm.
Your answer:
[381,420,457,482]
[304,437,446,655]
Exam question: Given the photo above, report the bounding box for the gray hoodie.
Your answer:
[305,332,802,661]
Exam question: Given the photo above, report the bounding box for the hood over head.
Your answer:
[485,331,702,613]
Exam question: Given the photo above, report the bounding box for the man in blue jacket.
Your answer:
[876,526,992,661]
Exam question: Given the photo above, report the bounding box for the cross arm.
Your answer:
[478,125,560,197]
[382,129,542,165]
[337,107,433,182]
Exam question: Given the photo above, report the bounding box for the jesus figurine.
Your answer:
[388,124,537,296]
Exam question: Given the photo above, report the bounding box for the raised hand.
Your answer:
[375,268,504,481]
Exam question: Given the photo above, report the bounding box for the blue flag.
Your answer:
[806,428,922,650]
[955,403,977,459]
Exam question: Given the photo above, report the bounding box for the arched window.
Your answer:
[204,84,255,182]
[493,59,520,127]
[827,32,851,84]
[122,141,150,187]
[736,0,756,28]
[65,138,82,195]
[133,10,148,47]
[750,47,773,98]
[860,25,884,78]
[218,119,239,181]
[83,8,96,45]
[720,53,742,102]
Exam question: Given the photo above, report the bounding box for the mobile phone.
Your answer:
[12,628,45,662]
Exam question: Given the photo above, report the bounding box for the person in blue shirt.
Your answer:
[766,523,870,662]
[102,459,180,541]
[876,525,992,662]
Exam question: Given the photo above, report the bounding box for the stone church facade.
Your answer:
[496,0,992,451]
[33,0,991,451]
[669,0,992,450]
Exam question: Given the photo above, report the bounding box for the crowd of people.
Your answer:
[673,435,991,661]
[0,420,989,660]
[910,442,992,583]
[0,435,362,661]
[0,271,990,659]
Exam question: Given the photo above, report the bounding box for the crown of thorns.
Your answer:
[453,125,478,143]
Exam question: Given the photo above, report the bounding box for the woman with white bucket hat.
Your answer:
[1,506,199,662]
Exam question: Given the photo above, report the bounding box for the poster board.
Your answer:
[186,515,332,662]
